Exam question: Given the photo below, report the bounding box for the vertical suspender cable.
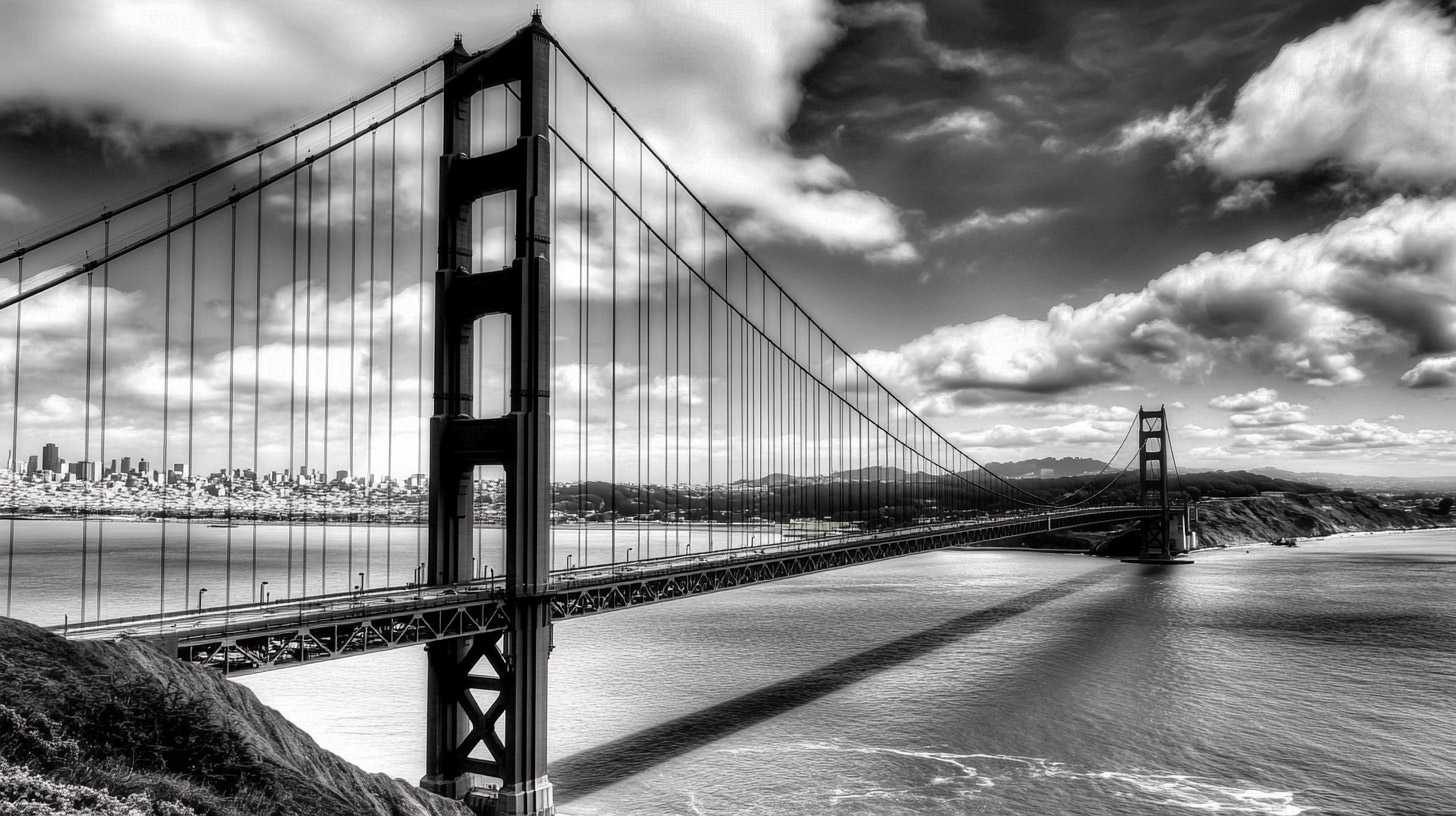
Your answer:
[322,118,333,593]
[5,258,20,618]
[80,224,96,622]
[288,138,300,597]
[186,184,197,607]
[386,93,396,583]
[159,190,170,614]
[417,78,427,576]
[348,107,358,589]
[97,217,111,617]
[226,191,239,607]
[610,115,618,554]
[366,126,376,582]
[253,154,263,597]
[304,156,315,592]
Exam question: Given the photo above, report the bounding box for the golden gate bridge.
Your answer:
[0,14,1193,815]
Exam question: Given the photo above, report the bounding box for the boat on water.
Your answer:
[1271,536,1298,547]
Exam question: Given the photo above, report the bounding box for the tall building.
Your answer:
[137,459,149,475]
[26,455,37,476]
[42,443,59,474]
[121,457,132,474]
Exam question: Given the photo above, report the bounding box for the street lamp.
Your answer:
[258,581,268,605]
[626,547,633,564]
[197,587,207,610]
[358,571,365,596]
[566,554,574,570]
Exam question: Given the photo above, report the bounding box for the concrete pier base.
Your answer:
[419,773,473,800]
[1121,558,1195,565]
[494,776,554,816]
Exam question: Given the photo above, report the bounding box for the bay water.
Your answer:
[4,522,1453,814]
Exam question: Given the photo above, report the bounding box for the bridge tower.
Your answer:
[1123,405,1192,565]
[421,14,555,816]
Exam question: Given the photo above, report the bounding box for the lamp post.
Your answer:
[566,554,574,570]
[626,547,633,564]
[357,571,365,596]
[197,587,207,610]
[258,581,268,605]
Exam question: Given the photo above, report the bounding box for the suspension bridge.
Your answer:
[0,15,1193,815]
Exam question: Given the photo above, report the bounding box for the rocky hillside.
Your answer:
[0,618,469,816]
[1192,492,1455,548]
[1079,493,1456,556]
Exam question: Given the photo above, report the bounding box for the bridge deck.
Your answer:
[58,507,1161,676]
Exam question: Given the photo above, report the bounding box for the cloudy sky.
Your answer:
[4,0,1456,478]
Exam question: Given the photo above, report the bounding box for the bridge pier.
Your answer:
[423,16,556,815]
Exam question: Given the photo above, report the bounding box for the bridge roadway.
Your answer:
[57,505,1160,676]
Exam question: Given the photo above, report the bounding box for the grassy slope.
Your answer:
[0,618,469,816]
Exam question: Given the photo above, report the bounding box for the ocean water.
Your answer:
[237,532,1456,815]
[5,523,1453,814]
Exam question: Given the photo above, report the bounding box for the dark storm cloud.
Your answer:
[0,106,227,228]
[786,0,1391,308]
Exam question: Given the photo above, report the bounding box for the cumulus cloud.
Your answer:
[899,109,1001,142]
[1109,91,1217,161]
[1191,417,1456,464]
[1208,387,1279,411]
[929,207,1061,241]
[0,273,434,478]
[1215,180,1275,215]
[1398,354,1456,388]
[1113,1,1456,187]
[1203,0,1456,182]
[0,0,914,263]
[950,419,1125,451]
[0,190,38,224]
[1228,402,1311,428]
[861,194,1456,402]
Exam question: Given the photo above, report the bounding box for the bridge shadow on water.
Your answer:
[551,567,1118,802]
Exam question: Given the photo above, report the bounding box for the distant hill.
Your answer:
[1248,467,1456,494]
[982,457,1109,479]
[831,465,909,481]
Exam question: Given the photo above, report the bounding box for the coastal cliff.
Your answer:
[1080,493,1456,556]
[0,618,468,816]
[1191,492,1455,547]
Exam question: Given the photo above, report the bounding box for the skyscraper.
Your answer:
[121,457,132,474]
[42,443,59,474]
